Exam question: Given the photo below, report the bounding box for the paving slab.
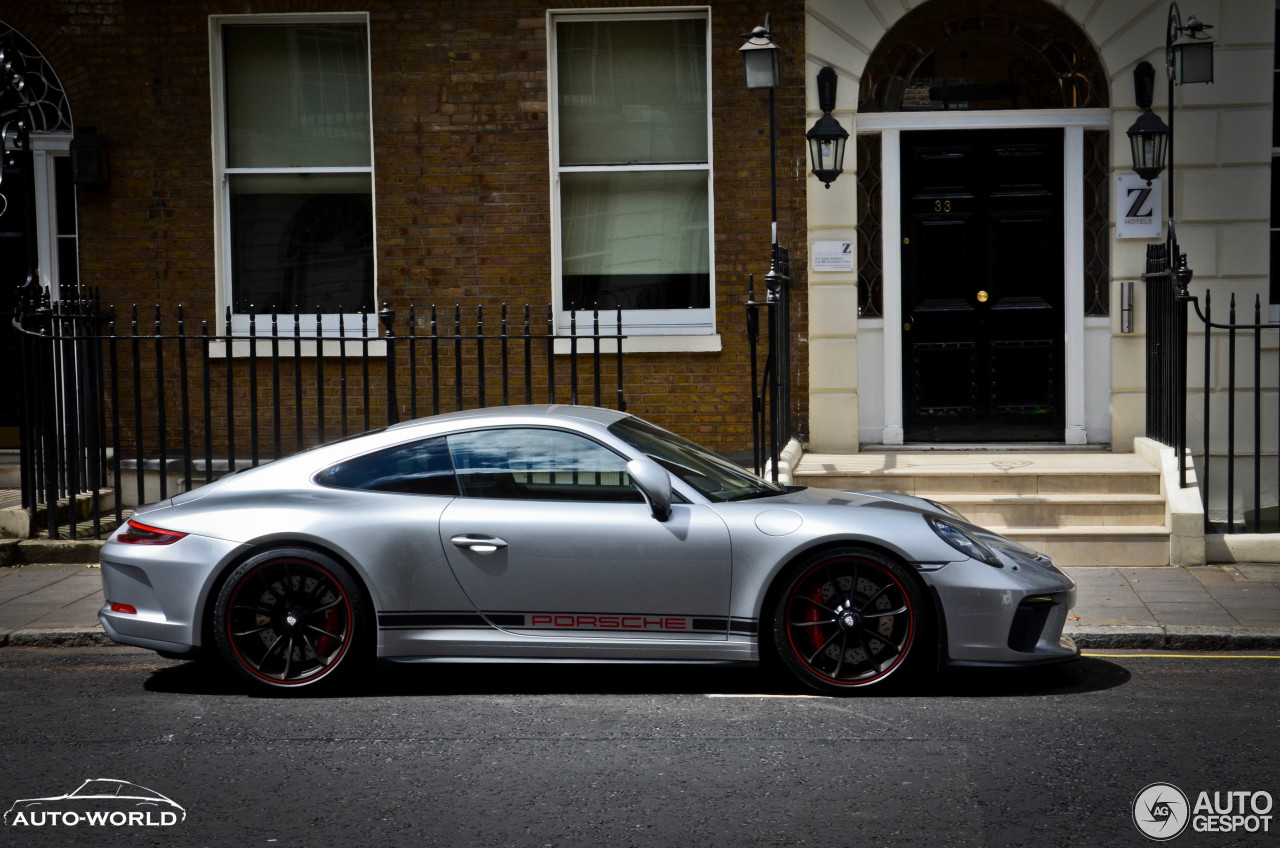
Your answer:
[0,564,103,638]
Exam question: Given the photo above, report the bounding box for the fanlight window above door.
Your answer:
[859,0,1108,113]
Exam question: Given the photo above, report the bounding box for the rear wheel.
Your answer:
[212,548,366,693]
[772,547,926,694]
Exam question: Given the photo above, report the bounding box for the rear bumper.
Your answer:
[97,533,243,652]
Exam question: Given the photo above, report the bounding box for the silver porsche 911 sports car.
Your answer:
[99,405,1077,694]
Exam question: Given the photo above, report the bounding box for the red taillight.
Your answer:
[116,519,187,546]
[109,602,137,615]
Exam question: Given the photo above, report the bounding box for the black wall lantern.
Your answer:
[70,126,109,187]
[806,67,848,188]
[1126,61,1168,184]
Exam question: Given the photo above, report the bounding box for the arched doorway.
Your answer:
[855,0,1110,444]
[0,23,75,448]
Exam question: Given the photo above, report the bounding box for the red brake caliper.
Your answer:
[805,584,825,653]
[314,608,340,656]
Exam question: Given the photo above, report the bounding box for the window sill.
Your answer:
[552,334,722,355]
[207,339,386,359]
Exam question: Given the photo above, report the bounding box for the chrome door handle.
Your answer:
[450,534,508,555]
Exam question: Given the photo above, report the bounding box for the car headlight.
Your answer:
[922,497,968,522]
[925,516,1003,568]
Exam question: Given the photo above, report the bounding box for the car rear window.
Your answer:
[316,436,459,496]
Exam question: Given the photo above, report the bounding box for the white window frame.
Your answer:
[209,12,377,339]
[547,7,717,345]
[29,134,75,301]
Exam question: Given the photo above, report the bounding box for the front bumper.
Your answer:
[97,532,243,652]
[924,552,1078,667]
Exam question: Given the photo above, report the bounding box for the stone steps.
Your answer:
[792,451,1170,566]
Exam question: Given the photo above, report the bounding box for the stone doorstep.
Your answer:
[943,493,1167,527]
[793,448,1176,566]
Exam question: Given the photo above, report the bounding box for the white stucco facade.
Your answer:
[802,0,1275,454]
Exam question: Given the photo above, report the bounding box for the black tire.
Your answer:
[771,546,926,695]
[212,548,366,693]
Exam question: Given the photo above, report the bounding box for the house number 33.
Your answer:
[934,200,952,212]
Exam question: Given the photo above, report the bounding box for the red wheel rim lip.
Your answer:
[226,558,353,686]
[784,556,914,687]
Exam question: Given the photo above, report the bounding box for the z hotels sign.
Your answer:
[1118,174,1163,240]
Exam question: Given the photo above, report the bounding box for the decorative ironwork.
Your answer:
[1083,129,1110,315]
[0,24,73,138]
[746,246,791,483]
[856,134,883,318]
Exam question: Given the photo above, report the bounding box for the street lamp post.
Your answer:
[741,15,789,482]
[1126,2,1214,487]
[740,24,851,481]
[1126,2,1214,285]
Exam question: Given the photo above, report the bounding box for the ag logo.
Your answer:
[1134,782,1190,841]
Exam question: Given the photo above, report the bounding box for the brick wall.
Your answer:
[3,0,809,454]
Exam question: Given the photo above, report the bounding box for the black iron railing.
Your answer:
[1145,241,1280,533]
[1143,241,1191,475]
[745,245,792,482]
[1191,292,1280,533]
[13,289,626,539]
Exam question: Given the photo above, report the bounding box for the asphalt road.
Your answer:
[1,648,1278,848]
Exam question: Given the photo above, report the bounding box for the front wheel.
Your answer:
[212,548,366,693]
[772,547,926,695]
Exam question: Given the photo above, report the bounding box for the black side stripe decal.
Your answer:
[378,611,758,635]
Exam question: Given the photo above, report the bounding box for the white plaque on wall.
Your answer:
[1117,174,1163,239]
[812,240,855,271]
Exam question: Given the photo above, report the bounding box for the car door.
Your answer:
[438,426,733,640]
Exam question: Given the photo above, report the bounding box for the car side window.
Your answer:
[317,436,458,496]
[446,428,643,503]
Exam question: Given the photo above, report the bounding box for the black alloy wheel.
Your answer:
[213,548,365,692]
[772,547,925,694]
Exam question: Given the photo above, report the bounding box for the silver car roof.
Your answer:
[385,404,631,432]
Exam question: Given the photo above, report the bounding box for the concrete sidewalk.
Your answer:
[1,542,1279,650]
[1067,563,1280,649]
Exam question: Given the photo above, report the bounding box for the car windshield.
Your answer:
[608,417,786,502]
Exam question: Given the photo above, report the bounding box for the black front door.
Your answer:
[0,154,35,449]
[901,128,1064,442]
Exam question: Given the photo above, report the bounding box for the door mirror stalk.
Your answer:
[628,458,673,522]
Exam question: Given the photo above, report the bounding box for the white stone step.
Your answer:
[795,451,1161,495]
[793,451,1170,566]
[995,525,1172,567]
[935,493,1166,528]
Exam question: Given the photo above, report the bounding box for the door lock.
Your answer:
[976,290,989,303]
